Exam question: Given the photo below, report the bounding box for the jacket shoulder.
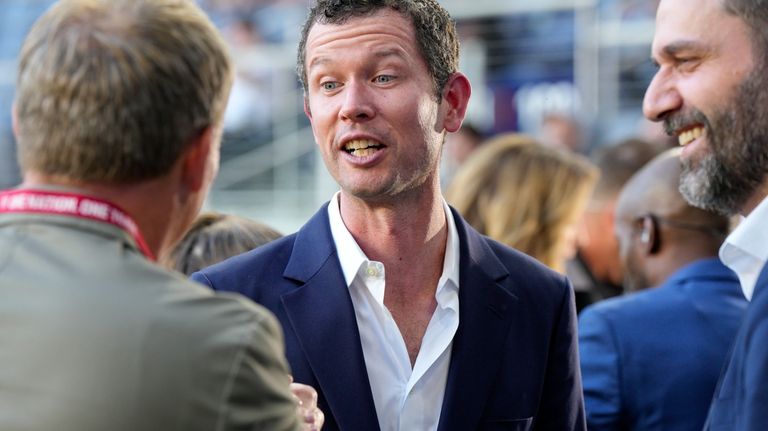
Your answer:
[191,232,299,298]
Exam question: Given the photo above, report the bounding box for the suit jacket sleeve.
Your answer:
[536,281,587,430]
[578,306,622,431]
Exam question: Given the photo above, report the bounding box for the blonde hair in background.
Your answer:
[446,133,598,272]
[15,0,234,183]
[163,212,283,276]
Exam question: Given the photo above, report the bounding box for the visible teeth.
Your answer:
[345,139,377,151]
[678,126,704,146]
[344,139,381,157]
[350,148,377,157]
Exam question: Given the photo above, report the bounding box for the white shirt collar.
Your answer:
[326,191,460,431]
[327,191,460,297]
[719,194,768,300]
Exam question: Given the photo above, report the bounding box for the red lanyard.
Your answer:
[0,189,155,261]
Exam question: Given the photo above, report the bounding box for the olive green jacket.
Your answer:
[0,212,301,431]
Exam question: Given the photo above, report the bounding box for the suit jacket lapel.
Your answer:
[754,263,768,298]
[280,207,380,431]
[438,211,519,431]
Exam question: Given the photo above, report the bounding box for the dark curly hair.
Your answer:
[296,0,459,99]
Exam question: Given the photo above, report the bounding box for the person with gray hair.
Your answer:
[0,1,320,430]
[644,0,768,428]
[579,150,746,431]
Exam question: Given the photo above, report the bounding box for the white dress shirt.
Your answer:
[719,195,768,300]
[327,192,460,431]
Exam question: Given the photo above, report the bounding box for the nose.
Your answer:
[339,80,375,122]
[643,69,682,122]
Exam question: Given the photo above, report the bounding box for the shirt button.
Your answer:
[367,267,377,277]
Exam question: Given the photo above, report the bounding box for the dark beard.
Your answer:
[675,65,768,216]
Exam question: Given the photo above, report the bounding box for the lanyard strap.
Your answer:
[0,189,155,261]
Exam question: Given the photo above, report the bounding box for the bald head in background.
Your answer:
[569,137,663,312]
[580,147,746,431]
[615,149,730,291]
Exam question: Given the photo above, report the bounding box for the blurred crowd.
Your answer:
[1,0,766,430]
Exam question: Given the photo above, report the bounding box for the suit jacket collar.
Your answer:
[281,206,381,431]
[438,209,519,431]
[281,205,520,431]
[663,257,739,287]
[755,263,768,299]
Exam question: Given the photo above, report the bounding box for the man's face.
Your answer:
[302,9,457,202]
[643,0,768,216]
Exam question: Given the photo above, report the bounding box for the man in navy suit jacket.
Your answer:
[644,1,768,428]
[579,150,747,430]
[193,1,585,430]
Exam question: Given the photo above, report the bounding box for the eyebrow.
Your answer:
[654,40,707,60]
[307,47,408,72]
[308,56,332,72]
[371,47,407,60]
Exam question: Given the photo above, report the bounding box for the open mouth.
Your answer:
[677,126,705,147]
[344,139,384,157]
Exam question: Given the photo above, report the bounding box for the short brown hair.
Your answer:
[296,0,459,99]
[15,0,234,182]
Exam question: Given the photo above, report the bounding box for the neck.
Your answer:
[648,246,720,288]
[339,186,447,270]
[22,172,182,259]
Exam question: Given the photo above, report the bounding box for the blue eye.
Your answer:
[321,81,339,91]
[374,75,394,84]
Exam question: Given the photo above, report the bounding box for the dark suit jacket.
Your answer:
[192,205,586,431]
[579,258,747,431]
[705,263,768,430]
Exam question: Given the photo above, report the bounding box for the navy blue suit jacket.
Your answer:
[192,205,586,431]
[579,258,747,431]
[705,263,768,430]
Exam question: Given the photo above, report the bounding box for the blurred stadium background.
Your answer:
[0,0,660,233]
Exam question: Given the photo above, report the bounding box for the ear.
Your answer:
[303,96,312,120]
[441,72,471,133]
[180,126,215,194]
[639,215,660,255]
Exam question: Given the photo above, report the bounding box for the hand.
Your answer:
[289,376,324,431]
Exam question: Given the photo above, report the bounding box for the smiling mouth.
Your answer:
[678,126,705,147]
[344,139,384,157]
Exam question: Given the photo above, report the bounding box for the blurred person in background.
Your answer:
[538,112,587,153]
[192,0,588,429]
[0,1,320,430]
[439,121,484,187]
[579,149,745,431]
[569,137,664,312]
[446,133,598,274]
[164,211,282,275]
[644,0,768,427]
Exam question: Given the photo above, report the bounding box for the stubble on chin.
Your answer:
[678,64,768,216]
[679,154,727,214]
